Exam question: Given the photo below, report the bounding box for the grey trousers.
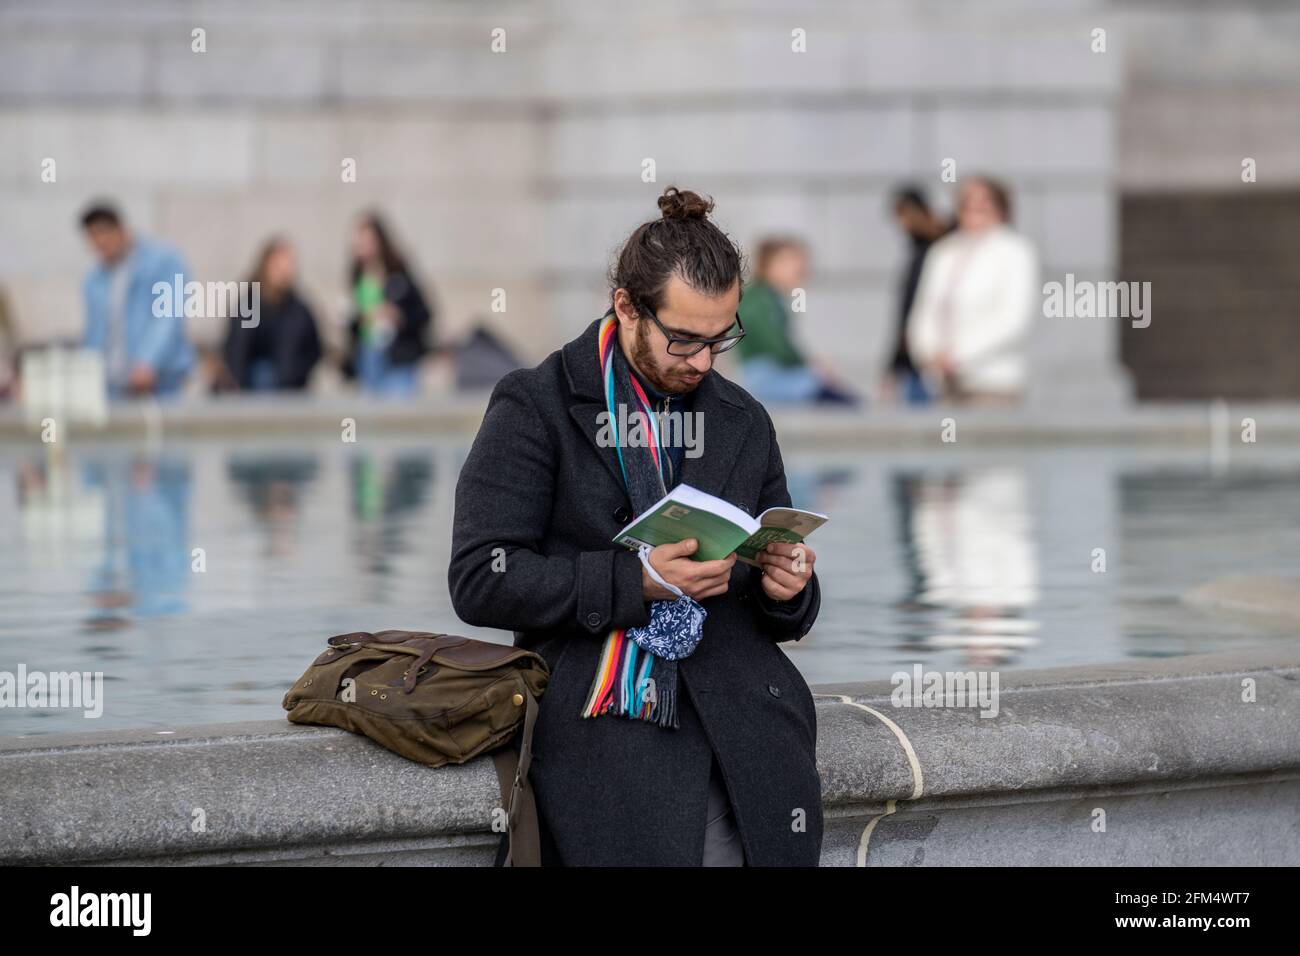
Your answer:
[702,754,746,866]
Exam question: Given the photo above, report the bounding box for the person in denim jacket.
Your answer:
[80,203,194,398]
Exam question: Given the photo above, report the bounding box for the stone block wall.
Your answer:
[0,0,1143,399]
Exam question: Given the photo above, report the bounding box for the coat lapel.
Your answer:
[568,400,629,495]
[561,316,752,512]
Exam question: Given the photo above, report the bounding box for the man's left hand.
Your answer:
[757,541,815,603]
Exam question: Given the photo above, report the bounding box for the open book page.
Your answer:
[660,484,757,532]
[733,507,828,566]
[613,484,827,563]
[612,485,759,561]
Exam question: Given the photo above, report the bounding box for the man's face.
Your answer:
[618,273,741,395]
[84,222,129,264]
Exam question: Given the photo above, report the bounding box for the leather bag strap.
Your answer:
[491,688,542,867]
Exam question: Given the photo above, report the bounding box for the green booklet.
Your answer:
[612,483,828,566]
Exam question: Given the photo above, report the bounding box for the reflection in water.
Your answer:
[350,454,433,520]
[4,440,1300,735]
[15,455,193,628]
[893,468,1040,667]
[784,467,855,515]
[228,456,320,558]
[85,457,192,626]
[349,454,435,581]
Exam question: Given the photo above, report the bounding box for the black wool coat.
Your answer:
[448,317,824,866]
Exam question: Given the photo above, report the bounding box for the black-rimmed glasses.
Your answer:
[607,305,746,357]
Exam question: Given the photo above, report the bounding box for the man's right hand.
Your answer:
[641,538,736,602]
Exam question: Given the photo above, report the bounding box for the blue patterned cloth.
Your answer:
[627,597,705,660]
[626,545,707,661]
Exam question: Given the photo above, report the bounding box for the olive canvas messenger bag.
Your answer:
[282,630,549,866]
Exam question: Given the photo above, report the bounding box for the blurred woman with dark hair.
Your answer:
[343,213,433,397]
[218,237,322,392]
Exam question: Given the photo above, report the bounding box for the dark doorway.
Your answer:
[1120,191,1300,399]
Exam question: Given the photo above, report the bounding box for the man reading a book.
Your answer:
[449,186,824,867]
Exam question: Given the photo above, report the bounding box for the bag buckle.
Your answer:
[506,769,524,830]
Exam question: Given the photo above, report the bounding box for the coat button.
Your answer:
[768,684,781,698]
[586,611,602,628]
[613,505,631,524]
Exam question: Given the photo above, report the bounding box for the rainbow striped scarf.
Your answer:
[579,313,706,728]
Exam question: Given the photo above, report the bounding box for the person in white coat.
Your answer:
[906,177,1038,403]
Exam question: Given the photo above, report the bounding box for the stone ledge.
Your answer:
[2,647,1296,865]
[8,398,1300,445]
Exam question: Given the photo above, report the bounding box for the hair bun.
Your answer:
[658,186,713,222]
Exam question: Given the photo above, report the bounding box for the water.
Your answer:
[2,436,1298,736]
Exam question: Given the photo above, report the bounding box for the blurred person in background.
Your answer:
[0,286,17,400]
[883,186,952,405]
[216,237,322,392]
[735,236,857,406]
[342,212,433,397]
[80,203,195,397]
[905,176,1038,404]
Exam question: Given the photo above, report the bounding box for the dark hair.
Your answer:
[349,211,408,286]
[80,202,122,230]
[609,186,744,317]
[965,175,1012,223]
[892,186,929,213]
[754,235,807,279]
[247,235,293,303]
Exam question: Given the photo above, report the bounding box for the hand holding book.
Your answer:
[639,537,737,602]
[613,483,828,566]
[755,540,816,603]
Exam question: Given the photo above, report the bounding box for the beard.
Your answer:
[631,318,704,395]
